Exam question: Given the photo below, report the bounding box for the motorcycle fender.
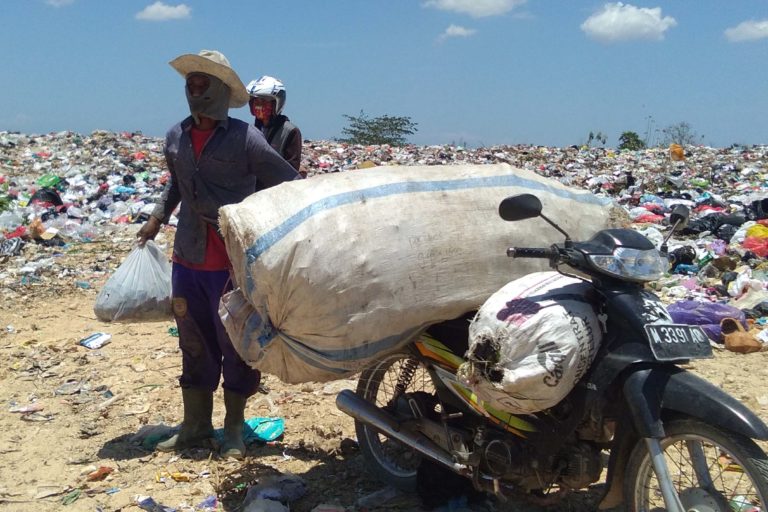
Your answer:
[599,367,768,509]
[623,366,768,440]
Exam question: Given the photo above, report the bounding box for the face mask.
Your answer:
[249,98,275,125]
[186,74,230,124]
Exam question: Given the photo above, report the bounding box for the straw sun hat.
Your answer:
[169,49,249,108]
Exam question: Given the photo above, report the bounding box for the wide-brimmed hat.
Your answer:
[169,49,249,108]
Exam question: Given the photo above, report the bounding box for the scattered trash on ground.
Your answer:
[3,130,768,510]
[78,332,112,349]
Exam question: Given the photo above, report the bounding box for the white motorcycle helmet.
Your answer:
[246,76,286,115]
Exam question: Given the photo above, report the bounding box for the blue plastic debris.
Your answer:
[213,417,285,444]
[136,495,177,512]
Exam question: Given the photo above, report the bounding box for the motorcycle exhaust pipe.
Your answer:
[336,389,468,475]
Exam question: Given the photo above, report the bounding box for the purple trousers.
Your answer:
[172,263,261,397]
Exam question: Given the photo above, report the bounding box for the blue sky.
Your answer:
[1,1,767,148]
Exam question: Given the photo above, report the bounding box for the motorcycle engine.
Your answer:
[481,436,602,492]
[483,439,515,477]
[558,443,603,489]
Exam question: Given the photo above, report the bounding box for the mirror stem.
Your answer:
[539,213,572,246]
[660,219,682,257]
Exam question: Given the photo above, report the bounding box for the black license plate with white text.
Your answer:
[644,323,713,361]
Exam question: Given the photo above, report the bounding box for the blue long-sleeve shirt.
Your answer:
[151,116,301,264]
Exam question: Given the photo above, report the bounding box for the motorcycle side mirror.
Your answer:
[669,205,690,231]
[499,194,542,221]
[660,204,691,257]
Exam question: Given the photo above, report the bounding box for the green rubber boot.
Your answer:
[156,388,214,452]
[220,390,247,459]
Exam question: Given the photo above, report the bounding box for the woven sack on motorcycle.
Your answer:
[459,271,603,414]
[218,164,617,383]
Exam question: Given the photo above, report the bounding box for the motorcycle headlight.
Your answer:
[588,247,667,282]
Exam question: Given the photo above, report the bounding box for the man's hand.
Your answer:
[137,216,162,246]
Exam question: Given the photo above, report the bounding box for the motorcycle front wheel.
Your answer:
[355,352,436,490]
[624,418,768,512]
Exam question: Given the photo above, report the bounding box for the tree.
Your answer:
[618,131,646,151]
[660,122,704,147]
[339,111,418,146]
[586,130,607,147]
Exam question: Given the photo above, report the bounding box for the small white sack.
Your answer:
[459,271,603,415]
[94,240,172,322]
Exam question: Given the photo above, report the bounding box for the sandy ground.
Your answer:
[1,234,768,512]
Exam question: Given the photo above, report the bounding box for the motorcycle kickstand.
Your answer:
[644,437,686,512]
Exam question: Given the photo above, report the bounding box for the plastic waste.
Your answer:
[743,237,768,258]
[79,332,112,349]
[674,263,700,275]
[135,495,178,512]
[747,224,768,239]
[0,211,24,230]
[61,489,81,505]
[130,424,178,450]
[86,466,114,481]
[137,417,284,450]
[243,474,307,508]
[669,144,685,161]
[36,174,61,188]
[94,241,172,322]
[668,300,747,342]
[635,226,664,248]
[0,237,23,256]
[219,416,285,444]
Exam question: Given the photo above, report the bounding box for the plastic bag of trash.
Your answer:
[458,271,603,414]
[667,299,746,342]
[94,241,172,322]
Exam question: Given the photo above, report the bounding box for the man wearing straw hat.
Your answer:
[137,49,301,459]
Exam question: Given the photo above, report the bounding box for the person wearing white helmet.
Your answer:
[246,76,303,175]
[137,50,301,460]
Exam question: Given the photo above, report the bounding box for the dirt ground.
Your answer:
[2,231,768,512]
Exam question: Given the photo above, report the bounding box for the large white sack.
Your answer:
[218,164,619,383]
[458,271,603,414]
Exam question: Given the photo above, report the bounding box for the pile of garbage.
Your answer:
[2,129,768,349]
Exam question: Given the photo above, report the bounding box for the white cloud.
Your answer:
[45,0,75,7]
[438,24,477,42]
[135,2,191,22]
[725,19,768,42]
[581,2,677,43]
[423,0,526,18]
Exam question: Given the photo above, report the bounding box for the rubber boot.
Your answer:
[156,388,214,452]
[220,390,247,459]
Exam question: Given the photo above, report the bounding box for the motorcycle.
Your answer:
[336,193,768,511]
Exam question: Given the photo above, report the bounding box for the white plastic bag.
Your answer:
[94,241,172,322]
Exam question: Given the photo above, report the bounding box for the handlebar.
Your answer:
[506,247,559,259]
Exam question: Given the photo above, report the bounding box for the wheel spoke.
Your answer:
[355,354,437,486]
[628,421,768,512]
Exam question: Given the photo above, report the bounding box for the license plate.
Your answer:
[644,323,713,361]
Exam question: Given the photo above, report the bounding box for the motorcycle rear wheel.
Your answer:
[624,418,768,512]
[355,353,436,490]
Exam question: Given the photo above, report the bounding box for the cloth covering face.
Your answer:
[186,74,230,125]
